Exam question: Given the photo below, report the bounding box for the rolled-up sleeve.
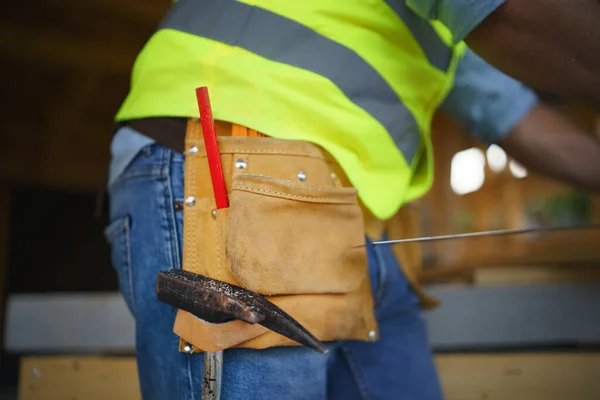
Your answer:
[407,0,505,43]
[440,48,539,144]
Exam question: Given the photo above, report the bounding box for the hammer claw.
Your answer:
[156,269,328,354]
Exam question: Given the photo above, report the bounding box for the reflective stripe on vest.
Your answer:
[383,0,451,71]
[159,0,451,165]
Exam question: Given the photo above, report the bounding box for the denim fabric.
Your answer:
[104,141,443,400]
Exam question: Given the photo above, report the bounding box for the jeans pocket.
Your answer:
[104,216,136,316]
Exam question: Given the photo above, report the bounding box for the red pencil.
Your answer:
[196,87,229,209]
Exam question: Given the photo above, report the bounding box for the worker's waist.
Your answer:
[122,117,434,307]
[124,118,244,154]
[122,117,388,239]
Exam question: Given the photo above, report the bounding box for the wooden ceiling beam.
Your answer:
[0,126,109,191]
[83,0,167,25]
[0,22,140,73]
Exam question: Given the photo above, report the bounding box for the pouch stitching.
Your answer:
[232,185,357,203]
[234,180,357,194]
[189,148,327,159]
[215,213,221,281]
[233,174,355,192]
[185,126,201,274]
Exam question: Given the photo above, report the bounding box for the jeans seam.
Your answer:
[123,219,136,316]
[341,346,372,400]
[372,245,388,306]
[157,148,177,271]
[166,151,182,270]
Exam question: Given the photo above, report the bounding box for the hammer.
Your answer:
[161,87,326,398]
[156,269,328,399]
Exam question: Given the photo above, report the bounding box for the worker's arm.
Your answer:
[466,1,600,111]
[499,104,600,192]
[441,49,600,191]
[408,0,600,111]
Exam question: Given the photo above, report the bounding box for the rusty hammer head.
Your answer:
[156,269,328,354]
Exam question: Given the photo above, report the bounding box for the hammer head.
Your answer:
[156,269,328,354]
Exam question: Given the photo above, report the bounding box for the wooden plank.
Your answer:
[0,22,138,73]
[435,353,600,400]
[19,357,141,400]
[423,283,600,349]
[0,118,110,191]
[474,265,600,285]
[5,293,135,353]
[18,353,600,400]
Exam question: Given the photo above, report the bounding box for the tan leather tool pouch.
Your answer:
[173,121,378,352]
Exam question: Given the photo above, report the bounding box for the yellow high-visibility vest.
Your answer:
[116,0,466,220]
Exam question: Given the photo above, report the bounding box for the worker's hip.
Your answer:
[106,118,436,354]
[104,139,415,313]
[103,140,440,399]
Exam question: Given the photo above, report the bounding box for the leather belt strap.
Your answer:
[125,118,264,153]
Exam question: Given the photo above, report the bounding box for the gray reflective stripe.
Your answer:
[160,0,423,164]
[384,1,452,71]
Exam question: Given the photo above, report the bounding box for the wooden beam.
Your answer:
[19,357,141,400]
[474,265,600,285]
[51,0,166,27]
[0,22,140,73]
[436,353,600,400]
[425,283,600,349]
[0,120,110,191]
[18,354,600,399]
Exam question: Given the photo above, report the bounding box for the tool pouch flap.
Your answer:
[226,173,366,295]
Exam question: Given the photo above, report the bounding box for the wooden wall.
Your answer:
[415,108,600,284]
[18,354,600,400]
[2,1,600,398]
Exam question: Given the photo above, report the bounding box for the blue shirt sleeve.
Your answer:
[440,48,538,145]
[407,0,505,43]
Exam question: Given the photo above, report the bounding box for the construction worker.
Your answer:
[103,1,600,399]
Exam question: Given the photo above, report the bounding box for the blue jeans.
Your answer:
[104,142,443,400]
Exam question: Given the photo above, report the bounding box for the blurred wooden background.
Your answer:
[417,109,600,285]
[1,1,600,399]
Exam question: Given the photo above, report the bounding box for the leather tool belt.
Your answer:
[126,118,378,352]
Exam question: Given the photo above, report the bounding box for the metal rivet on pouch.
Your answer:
[185,196,196,207]
[235,159,247,169]
[330,172,337,180]
[183,343,194,354]
[211,209,217,219]
[188,145,199,155]
[297,171,307,181]
[368,331,377,342]
[31,368,41,378]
